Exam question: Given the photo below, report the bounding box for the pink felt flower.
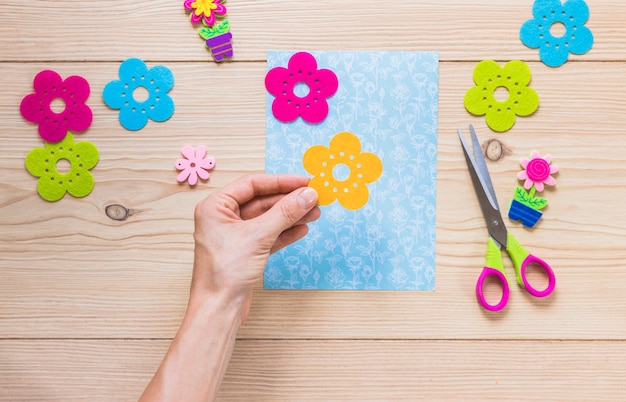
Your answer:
[175,146,216,185]
[517,151,559,192]
[20,70,93,143]
[183,0,227,27]
[265,52,339,124]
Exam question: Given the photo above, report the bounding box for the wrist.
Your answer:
[185,287,247,332]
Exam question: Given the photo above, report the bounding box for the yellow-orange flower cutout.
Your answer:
[303,131,382,210]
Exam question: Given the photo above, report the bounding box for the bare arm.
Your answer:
[140,174,320,401]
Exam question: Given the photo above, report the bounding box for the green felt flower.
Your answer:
[464,60,539,132]
[25,132,99,202]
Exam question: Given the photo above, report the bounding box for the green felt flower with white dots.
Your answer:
[25,132,99,202]
[464,60,539,132]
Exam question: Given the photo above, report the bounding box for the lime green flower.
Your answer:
[25,132,99,201]
[464,60,539,132]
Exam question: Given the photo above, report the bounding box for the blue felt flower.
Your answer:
[103,58,175,130]
[520,0,594,68]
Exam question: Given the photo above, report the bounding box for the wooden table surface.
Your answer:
[1,1,625,400]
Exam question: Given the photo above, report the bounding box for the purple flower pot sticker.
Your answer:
[199,20,233,62]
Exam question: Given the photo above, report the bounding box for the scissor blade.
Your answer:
[458,127,508,247]
[469,125,499,210]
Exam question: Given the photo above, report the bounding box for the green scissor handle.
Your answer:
[506,233,556,298]
[476,238,510,311]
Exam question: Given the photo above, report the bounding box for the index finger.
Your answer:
[222,173,310,205]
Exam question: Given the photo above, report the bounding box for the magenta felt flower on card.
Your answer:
[176,146,216,185]
[517,151,559,192]
[20,70,93,143]
[265,52,339,124]
[183,0,227,26]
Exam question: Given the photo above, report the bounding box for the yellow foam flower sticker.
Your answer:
[303,131,382,210]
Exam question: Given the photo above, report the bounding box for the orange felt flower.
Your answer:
[303,131,382,210]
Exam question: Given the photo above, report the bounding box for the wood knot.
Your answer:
[483,139,510,162]
[105,204,133,221]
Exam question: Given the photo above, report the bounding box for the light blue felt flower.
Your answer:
[520,0,594,68]
[103,58,174,130]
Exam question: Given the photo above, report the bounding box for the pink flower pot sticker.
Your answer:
[20,70,93,143]
[517,150,558,192]
[508,151,558,228]
[183,0,227,27]
[265,52,339,124]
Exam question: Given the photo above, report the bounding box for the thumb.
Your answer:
[260,187,319,238]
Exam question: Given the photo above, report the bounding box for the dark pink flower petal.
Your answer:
[300,99,329,124]
[63,75,91,103]
[265,67,291,96]
[33,70,62,93]
[272,97,300,123]
[288,52,318,74]
[314,69,339,98]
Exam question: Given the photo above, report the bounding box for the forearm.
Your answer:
[140,290,244,401]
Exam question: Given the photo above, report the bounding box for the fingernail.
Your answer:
[297,187,318,210]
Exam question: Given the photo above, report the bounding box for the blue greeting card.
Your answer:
[264,50,438,290]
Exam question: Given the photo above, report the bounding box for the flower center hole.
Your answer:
[332,163,351,182]
[493,86,510,102]
[50,97,66,114]
[133,86,150,102]
[56,158,71,173]
[550,21,566,38]
[293,82,310,98]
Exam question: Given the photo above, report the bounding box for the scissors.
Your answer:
[458,125,556,311]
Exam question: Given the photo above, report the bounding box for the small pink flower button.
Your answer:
[20,70,93,143]
[176,145,216,185]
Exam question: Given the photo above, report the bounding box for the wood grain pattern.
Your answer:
[1,340,625,401]
[1,0,626,400]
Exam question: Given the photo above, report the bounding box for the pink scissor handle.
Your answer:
[476,266,511,312]
[520,254,556,298]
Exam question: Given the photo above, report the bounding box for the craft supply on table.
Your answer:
[520,0,594,68]
[303,131,382,210]
[25,132,99,202]
[265,51,339,124]
[184,0,233,62]
[458,125,556,311]
[508,151,559,227]
[175,145,216,185]
[102,58,175,131]
[464,60,539,132]
[20,70,93,143]
[198,20,233,62]
[264,50,438,291]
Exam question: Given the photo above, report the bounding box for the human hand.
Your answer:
[190,173,320,321]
